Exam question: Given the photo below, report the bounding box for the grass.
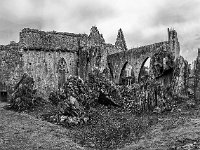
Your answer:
[3,99,200,150]
[29,103,159,150]
[0,102,84,150]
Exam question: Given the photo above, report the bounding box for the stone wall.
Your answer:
[172,56,189,97]
[107,41,170,83]
[0,26,124,98]
[18,26,122,96]
[115,28,127,50]
[19,28,89,51]
[19,28,85,97]
[107,29,180,84]
[168,28,180,59]
[0,26,183,98]
[194,49,200,100]
[77,27,124,81]
[22,50,77,98]
[0,42,23,92]
[78,43,122,81]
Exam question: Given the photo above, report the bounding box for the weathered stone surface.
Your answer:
[107,29,180,84]
[0,27,186,100]
[172,56,189,97]
[107,41,170,83]
[0,42,23,93]
[22,50,78,98]
[168,28,180,59]
[19,28,86,51]
[0,27,123,97]
[115,28,127,51]
[88,26,105,45]
[194,49,200,100]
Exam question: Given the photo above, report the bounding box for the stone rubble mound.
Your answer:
[7,73,45,111]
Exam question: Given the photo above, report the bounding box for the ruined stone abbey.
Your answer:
[0,26,199,99]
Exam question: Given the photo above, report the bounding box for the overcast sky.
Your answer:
[0,0,200,63]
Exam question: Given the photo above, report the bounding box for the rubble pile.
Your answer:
[7,73,45,111]
[44,70,122,126]
[87,69,122,107]
[45,76,89,126]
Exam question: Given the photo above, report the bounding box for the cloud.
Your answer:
[0,0,44,44]
[151,0,200,26]
[41,0,116,33]
[118,0,200,63]
[0,17,44,44]
[195,35,200,41]
[70,3,115,23]
[0,0,199,62]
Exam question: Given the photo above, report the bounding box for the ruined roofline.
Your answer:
[21,28,88,37]
[129,41,169,51]
[0,42,19,51]
[22,47,77,53]
[104,43,118,48]
[0,41,19,47]
[108,41,169,57]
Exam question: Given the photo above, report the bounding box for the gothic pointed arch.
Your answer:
[57,58,68,89]
[138,57,151,83]
[119,62,135,85]
[108,62,114,80]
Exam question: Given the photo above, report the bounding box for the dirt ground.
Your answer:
[1,101,200,150]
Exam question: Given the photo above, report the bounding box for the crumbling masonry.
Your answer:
[0,26,196,98]
[194,49,200,100]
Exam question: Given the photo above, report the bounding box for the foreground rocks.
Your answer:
[7,73,45,112]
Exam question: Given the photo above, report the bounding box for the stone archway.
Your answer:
[138,57,151,83]
[108,62,114,80]
[119,62,135,85]
[57,58,68,89]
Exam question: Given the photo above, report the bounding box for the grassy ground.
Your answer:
[27,103,159,149]
[0,102,85,150]
[121,102,200,150]
[1,100,200,150]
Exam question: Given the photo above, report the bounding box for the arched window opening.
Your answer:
[108,63,114,80]
[138,57,151,83]
[119,62,135,86]
[57,58,68,89]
